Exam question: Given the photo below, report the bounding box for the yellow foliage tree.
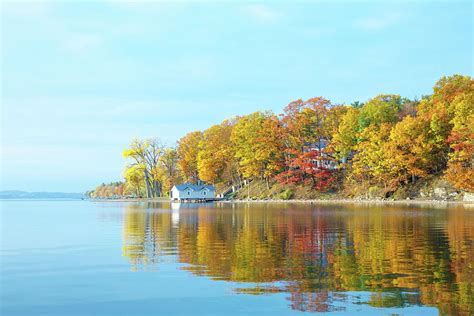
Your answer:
[197,119,238,185]
[332,107,360,161]
[231,111,285,181]
[445,86,474,191]
[350,123,394,191]
[177,131,203,183]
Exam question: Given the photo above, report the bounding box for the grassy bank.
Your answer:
[230,176,472,202]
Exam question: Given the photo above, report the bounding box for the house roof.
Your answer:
[173,184,215,191]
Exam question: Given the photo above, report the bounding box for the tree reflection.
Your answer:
[121,202,474,314]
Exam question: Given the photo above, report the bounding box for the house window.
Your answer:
[203,191,206,195]
[187,191,190,195]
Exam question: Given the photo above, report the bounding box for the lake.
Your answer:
[1,200,473,315]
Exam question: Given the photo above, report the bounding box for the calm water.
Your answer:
[1,201,473,315]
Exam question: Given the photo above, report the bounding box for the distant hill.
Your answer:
[0,190,85,199]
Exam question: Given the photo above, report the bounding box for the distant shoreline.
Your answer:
[0,190,84,200]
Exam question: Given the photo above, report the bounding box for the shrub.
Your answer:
[279,189,294,200]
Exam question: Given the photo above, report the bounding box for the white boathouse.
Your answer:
[170,183,216,201]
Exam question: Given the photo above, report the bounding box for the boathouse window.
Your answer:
[187,191,190,195]
[203,191,206,195]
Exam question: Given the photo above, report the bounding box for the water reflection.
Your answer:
[122,202,474,314]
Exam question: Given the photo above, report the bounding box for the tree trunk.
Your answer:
[247,180,250,199]
[155,181,161,197]
[144,169,152,198]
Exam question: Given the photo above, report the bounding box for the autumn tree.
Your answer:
[324,105,348,138]
[124,165,145,197]
[363,75,474,190]
[259,114,287,180]
[276,149,336,190]
[385,116,432,185]
[358,94,407,128]
[278,97,341,189]
[159,148,181,195]
[280,97,333,149]
[89,182,125,198]
[445,82,474,191]
[350,123,394,191]
[177,131,203,183]
[198,119,239,185]
[332,107,360,161]
[231,111,285,185]
[415,75,473,174]
[123,138,165,198]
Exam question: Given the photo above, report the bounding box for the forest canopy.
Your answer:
[89,74,473,199]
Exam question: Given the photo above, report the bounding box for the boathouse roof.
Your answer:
[173,184,215,191]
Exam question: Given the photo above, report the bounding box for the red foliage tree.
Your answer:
[276,149,336,191]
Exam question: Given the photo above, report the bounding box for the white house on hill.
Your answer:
[170,183,216,201]
[302,139,338,170]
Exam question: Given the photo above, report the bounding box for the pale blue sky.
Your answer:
[1,1,472,192]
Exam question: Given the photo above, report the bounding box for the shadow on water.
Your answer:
[120,201,474,314]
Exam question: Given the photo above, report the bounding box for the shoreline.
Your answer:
[89,197,474,206]
[226,198,474,206]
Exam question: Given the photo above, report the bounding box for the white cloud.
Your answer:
[1,1,52,18]
[62,34,103,55]
[241,4,280,24]
[355,13,402,30]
